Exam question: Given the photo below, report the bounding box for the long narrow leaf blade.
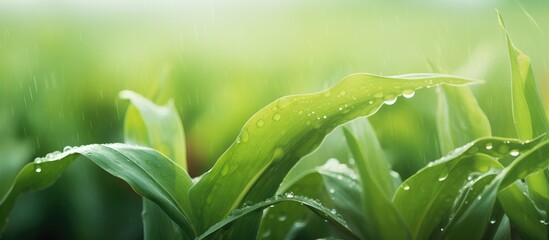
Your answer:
[190,73,476,234]
[121,90,191,239]
[0,144,196,238]
[343,126,410,239]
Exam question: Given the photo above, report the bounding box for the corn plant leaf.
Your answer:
[393,137,542,240]
[189,73,476,234]
[446,140,549,240]
[436,86,492,155]
[259,158,364,239]
[121,90,189,240]
[343,126,410,239]
[0,144,196,238]
[498,11,549,236]
[196,194,359,240]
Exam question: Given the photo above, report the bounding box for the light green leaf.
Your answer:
[190,73,476,234]
[498,11,549,236]
[446,140,549,240]
[343,126,410,239]
[121,90,189,240]
[436,86,492,155]
[393,137,540,240]
[196,194,359,240]
[0,144,196,239]
[259,158,364,239]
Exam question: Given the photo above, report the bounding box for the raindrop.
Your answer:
[403,184,410,191]
[272,113,281,121]
[485,143,493,150]
[261,229,271,238]
[221,165,229,176]
[272,148,285,160]
[330,209,337,214]
[63,146,72,152]
[286,192,294,198]
[438,175,448,182]
[241,130,250,143]
[277,98,291,108]
[35,167,42,173]
[440,228,444,232]
[368,100,374,104]
[402,89,415,98]
[278,215,287,222]
[490,220,496,224]
[383,95,397,105]
[497,144,510,154]
[256,119,265,128]
[510,149,519,157]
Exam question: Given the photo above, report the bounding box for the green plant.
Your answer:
[1,13,548,239]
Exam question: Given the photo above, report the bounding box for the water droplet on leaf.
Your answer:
[256,119,265,128]
[272,113,281,121]
[402,89,415,98]
[510,149,519,156]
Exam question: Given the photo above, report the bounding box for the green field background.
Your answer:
[1,1,548,239]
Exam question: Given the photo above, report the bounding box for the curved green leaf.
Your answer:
[121,90,190,240]
[498,12,549,234]
[260,158,363,239]
[393,137,540,240]
[196,194,359,240]
[446,140,549,240]
[343,126,410,239]
[0,144,196,238]
[190,73,476,234]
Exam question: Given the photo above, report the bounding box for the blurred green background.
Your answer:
[1,0,548,239]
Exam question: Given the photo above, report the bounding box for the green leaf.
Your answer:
[121,90,189,240]
[120,90,187,169]
[393,137,541,240]
[498,11,549,237]
[196,194,359,240]
[436,86,492,155]
[446,140,549,240]
[343,125,410,239]
[189,73,476,234]
[0,144,196,239]
[260,158,364,239]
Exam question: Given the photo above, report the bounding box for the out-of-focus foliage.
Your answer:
[1,0,548,238]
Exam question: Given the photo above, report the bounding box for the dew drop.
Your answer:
[221,165,229,176]
[402,89,415,98]
[261,229,271,238]
[241,130,250,143]
[278,215,287,222]
[35,167,42,173]
[256,119,265,128]
[498,144,510,154]
[63,146,72,152]
[438,175,448,182]
[403,184,410,191]
[277,98,291,108]
[440,228,444,232]
[383,95,397,105]
[368,100,374,104]
[272,148,285,160]
[286,192,294,198]
[510,149,520,157]
[490,220,496,224]
[272,113,281,121]
[485,143,493,150]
